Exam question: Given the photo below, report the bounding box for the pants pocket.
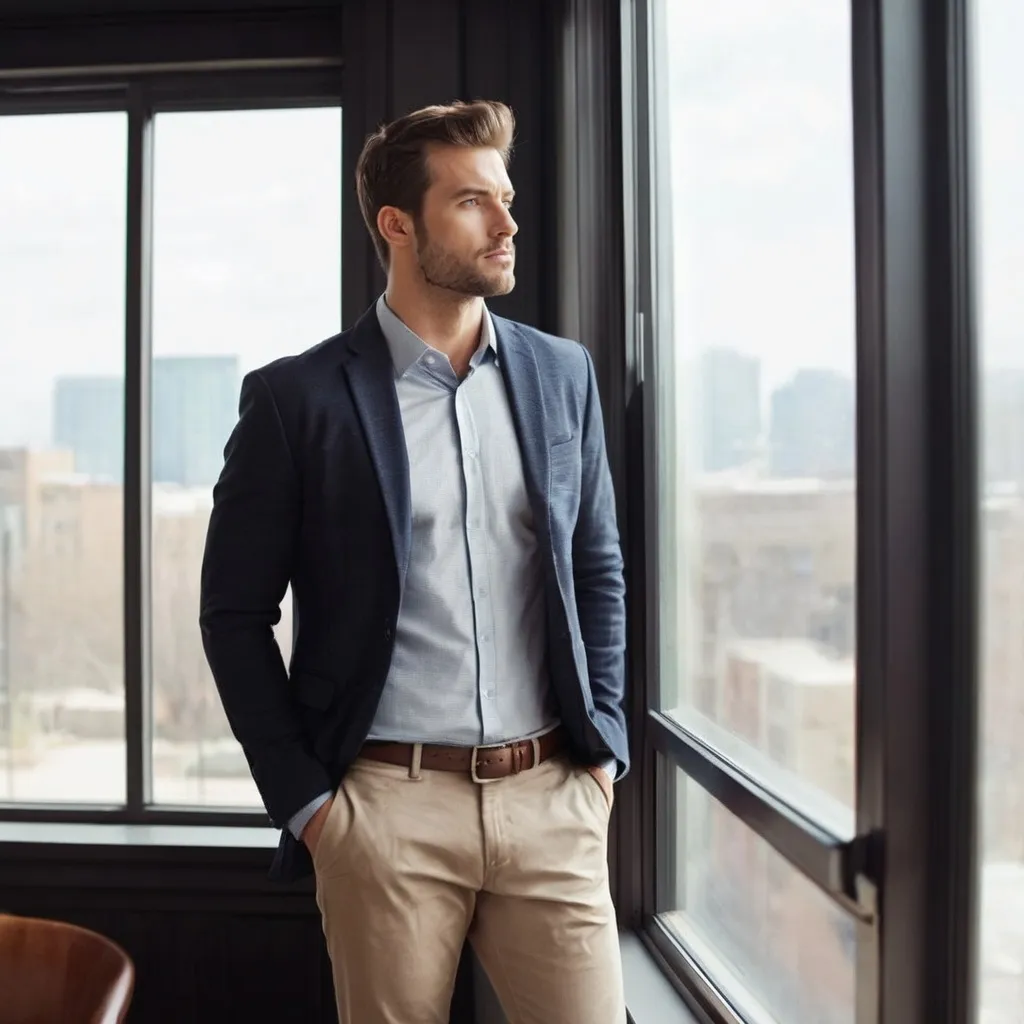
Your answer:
[311,782,355,878]
[579,766,614,815]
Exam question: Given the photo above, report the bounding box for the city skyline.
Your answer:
[49,354,241,486]
[13,344,1024,495]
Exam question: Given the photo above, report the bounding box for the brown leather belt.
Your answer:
[360,726,566,781]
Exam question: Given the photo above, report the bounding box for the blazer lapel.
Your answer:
[493,316,551,532]
[339,307,411,588]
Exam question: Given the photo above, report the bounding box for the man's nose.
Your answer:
[497,207,518,237]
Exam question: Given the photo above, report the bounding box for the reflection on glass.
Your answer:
[976,3,1024,1021]
[654,0,857,827]
[660,771,855,1024]
[150,107,341,806]
[0,112,127,803]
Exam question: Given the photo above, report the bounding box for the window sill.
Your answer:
[0,820,306,904]
[0,820,279,850]
[622,931,701,1024]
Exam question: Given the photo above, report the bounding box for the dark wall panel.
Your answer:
[390,0,461,117]
[341,0,390,322]
[0,0,340,13]
[0,7,343,73]
[0,843,336,1024]
[463,0,510,101]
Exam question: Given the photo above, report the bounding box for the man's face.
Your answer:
[412,144,518,297]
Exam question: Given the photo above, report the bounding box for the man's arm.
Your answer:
[199,370,331,829]
[573,346,628,778]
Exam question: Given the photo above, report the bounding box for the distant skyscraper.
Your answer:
[769,369,855,479]
[152,356,240,487]
[700,349,762,473]
[53,376,124,482]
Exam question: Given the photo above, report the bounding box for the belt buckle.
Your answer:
[470,744,505,784]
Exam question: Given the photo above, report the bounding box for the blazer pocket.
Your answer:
[549,436,581,492]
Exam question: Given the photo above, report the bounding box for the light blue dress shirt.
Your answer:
[287,297,614,839]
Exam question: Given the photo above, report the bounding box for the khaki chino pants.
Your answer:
[312,751,626,1024]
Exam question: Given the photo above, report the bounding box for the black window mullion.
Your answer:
[851,1,980,1022]
[849,2,890,1019]
[123,83,155,816]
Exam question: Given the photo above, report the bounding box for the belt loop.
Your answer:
[408,743,423,781]
[530,737,541,769]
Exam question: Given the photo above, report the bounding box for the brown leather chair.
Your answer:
[0,914,134,1024]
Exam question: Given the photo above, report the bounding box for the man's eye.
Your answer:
[462,198,479,207]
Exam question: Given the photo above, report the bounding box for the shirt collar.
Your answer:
[375,293,497,379]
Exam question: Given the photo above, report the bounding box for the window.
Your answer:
[976,1,1024,1020]
[0,72,340,822]
[653,0,857,817]
[664,769,854,1024]
[628,0,1003,1013]
[0,112,127,803]
[150,107,341,808]
[640,0,865,1018]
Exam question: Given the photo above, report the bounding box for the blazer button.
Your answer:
[384,624,393,641]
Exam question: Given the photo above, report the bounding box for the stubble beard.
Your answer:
[414,222,515,298]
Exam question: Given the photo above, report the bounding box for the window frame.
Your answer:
[0,63,342,828]
[621,0,982,1022]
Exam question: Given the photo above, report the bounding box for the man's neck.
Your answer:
[384,284,485,367]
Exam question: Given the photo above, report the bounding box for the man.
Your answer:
[200,99,628,1023]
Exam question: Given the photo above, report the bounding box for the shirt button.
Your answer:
[484,690,495,700]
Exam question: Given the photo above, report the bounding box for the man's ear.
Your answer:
[377,206,414,252]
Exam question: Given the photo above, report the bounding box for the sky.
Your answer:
[0,1,1021,447]
[0,107,341,447]
[659,0,1023,399]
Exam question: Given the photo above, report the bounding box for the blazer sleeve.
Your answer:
[199,369,331,828]
[572,346,628,768]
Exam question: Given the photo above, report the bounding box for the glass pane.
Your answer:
[659,769,855,1024]
[976,2,1024,1021]
[150,107,341,806]
[0,112,127,803]
[653,0,857,830]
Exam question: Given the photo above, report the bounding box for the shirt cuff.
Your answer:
[599,758,619,783]
[286,790,332,840]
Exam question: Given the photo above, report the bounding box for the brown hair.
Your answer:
[355,100,515,271]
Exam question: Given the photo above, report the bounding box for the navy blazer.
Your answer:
[199,303,628,882]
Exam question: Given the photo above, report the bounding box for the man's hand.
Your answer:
[586,765,614,810]
[301,795,335,856]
